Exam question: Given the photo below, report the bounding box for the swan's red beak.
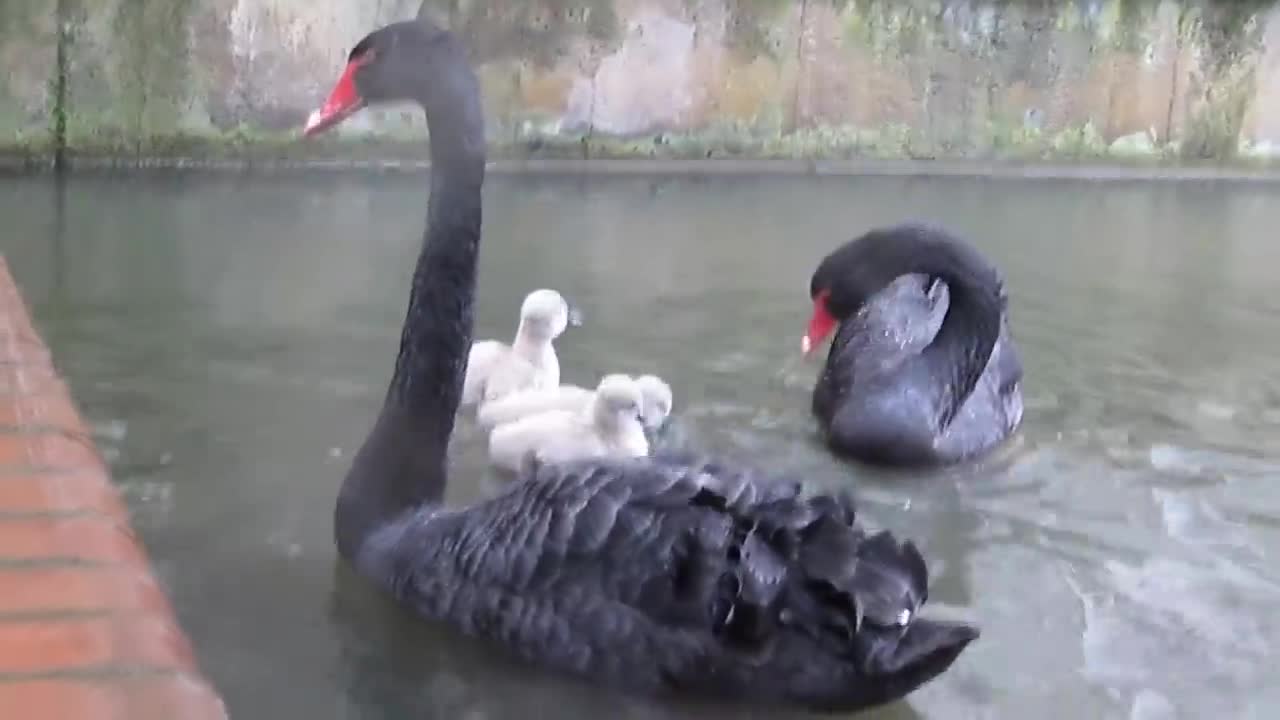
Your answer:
[802,291,836,355]
[304,59,367,137]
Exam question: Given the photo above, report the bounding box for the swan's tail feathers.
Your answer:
[778,504,978,692]
[855,618,978,701]
[835,529,977,701]
[846,531,929,628]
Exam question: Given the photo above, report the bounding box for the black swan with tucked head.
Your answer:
[305,19,978,713]
[803,224,1024,467]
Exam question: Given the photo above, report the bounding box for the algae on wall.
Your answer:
[418,0,620,67]
[108,0,197,153]
[5,0,1280,164]
[55,0,198,154]
[0,0,57,152]
[1179,0,1272,159]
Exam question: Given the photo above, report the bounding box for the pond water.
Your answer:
[2,171,1279,719]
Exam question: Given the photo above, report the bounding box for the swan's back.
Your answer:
[359,455,978,711]
[812,274,945,428]
[813,273,1022,464]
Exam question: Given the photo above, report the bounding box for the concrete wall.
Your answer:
[3,0,1280,165]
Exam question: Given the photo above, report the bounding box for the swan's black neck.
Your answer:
[837,226,1004,429]
[907,238,1003,428]
[336,56,486,559]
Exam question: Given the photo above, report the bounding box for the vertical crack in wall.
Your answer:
[584,73,597,160]
[1165,6,1187,144]
[53,0,71,171]
[788,0,810,135]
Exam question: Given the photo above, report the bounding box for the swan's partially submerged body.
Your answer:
[477,373,675,432]
[805,225,1024,467]
[358,453,978,710]
[462,289,578,406]
[307,19,978,713]
[487,374,650,473]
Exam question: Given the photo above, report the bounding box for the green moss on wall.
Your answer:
[108,0,196,154]
[0,0,55,144]
[6,0,1280,168]
[1181,0,1270,160]
[842,0,938,60]
[719,0,794,60]
[419,0,620,67]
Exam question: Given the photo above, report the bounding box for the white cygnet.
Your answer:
[461,288,579,406]
[633,374,674,432]
[477,373,675,432]
[486,374,649,474]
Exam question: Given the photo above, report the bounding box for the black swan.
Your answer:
[304,19,978,713]
[803,224,1024,467]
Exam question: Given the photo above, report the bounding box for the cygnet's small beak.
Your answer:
[566,304,585,328]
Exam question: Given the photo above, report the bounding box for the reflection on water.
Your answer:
[3,172,1280,719]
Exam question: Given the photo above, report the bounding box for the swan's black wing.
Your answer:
[813,268,1023,464]
[812,273,946,426]
[364,454,976,711]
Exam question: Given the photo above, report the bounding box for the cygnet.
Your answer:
[461,288,580,406]
[486,374,649,473]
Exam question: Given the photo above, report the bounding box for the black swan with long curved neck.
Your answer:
[803,224,1024,467]
[305,20,978,713]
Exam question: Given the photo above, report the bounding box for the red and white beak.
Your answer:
[802,290,837,356]
[303,58,368,136]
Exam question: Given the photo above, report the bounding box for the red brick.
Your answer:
[0,616,197,675]
[0,390,85,430]
[0,361,62,396]
[0,471,127,517]
[0,516,146,564]
[0,258,226,715]
[37,433,104,470]
[0,338,52,362]
[119,676,230,720]
[0,431,103,471]
[0,435,30,466]
[0,328,44,359]
[0,676,228,720]
[0,566,168,615]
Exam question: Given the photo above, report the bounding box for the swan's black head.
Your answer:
[803,224,961,355]
[804,230,896,355]
[303,19,465,136]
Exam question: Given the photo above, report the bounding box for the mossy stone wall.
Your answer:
[3,0,1280,165]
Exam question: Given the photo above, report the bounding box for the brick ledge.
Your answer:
[0,257,228,719]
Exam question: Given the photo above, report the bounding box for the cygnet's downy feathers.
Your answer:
[477,373,675,432]
[487,374,649,473]
[634,374,673,431]
[462,288,580,406]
